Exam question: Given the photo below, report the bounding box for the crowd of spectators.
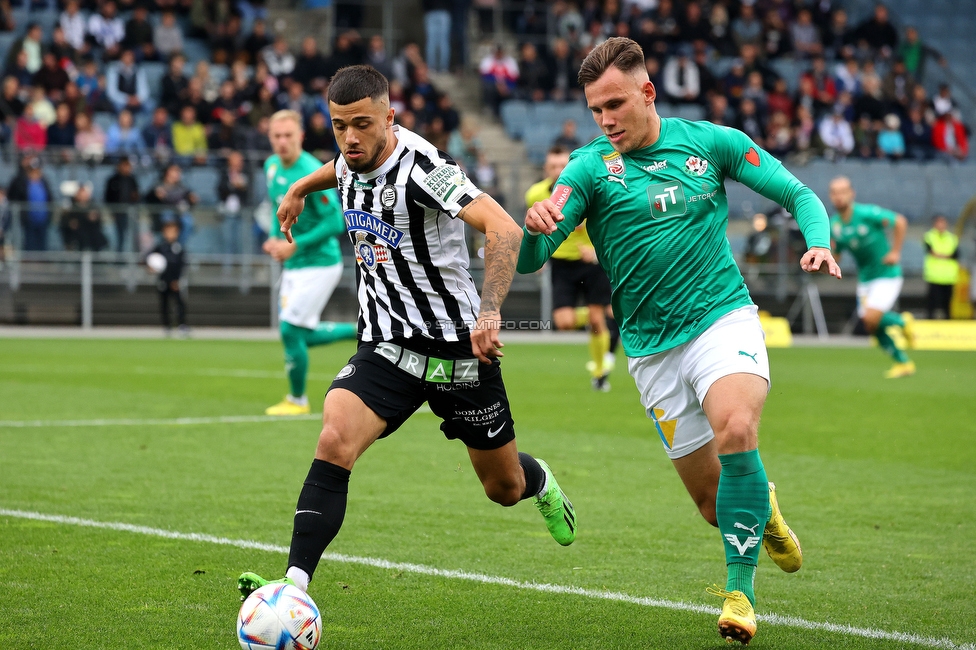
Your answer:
[0,0,493,252]
[485,0,969,163]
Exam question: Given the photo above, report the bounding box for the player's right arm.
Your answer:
[276,159,339,243]
[517,157,591,274]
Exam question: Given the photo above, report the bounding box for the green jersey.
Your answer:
[518,118,830,357]
[265,151,345,270]
[829,203,901,282]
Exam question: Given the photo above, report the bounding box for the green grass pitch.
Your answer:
[1,337,974,649]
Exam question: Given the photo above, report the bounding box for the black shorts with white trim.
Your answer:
[329,336,516,451]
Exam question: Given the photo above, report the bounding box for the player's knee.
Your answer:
[553,312,575,330]
[315,422,357,469]
[714,413,758,454]
[482,477,522,507]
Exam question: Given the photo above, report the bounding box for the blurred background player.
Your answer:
[923,214,960,319]
[525,145,619,391]
[149,220,187,337]
[519,38,840,645]
[828,176,916,378]
[263,110,357,416]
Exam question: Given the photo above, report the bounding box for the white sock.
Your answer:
[537,472,550,499]
[286,395,309,407]
[286,566,310,592]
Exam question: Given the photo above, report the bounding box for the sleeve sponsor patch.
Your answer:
[422,165,468,202]
[550,184,573,210]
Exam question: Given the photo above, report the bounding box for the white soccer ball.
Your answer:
[146,252,167,273]
[237,583,322,650]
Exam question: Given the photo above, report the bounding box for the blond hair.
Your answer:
[269,109,304,129]
[577,37,646,87]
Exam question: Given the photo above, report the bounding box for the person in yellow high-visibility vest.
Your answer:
[525,145,620,391]
[923,214,960,319]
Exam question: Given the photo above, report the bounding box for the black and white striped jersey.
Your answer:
[335,125,483,343]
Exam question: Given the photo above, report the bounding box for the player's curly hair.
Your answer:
[577,37,646,87]
[328,64,389,105]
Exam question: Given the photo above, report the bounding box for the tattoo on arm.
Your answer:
[480,227,521,314]
[457,193,487,222]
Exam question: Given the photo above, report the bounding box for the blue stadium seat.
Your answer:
[674,104,706,121]
[93,112,115,132]
[142,62,168,100]
[209,64,230,86]
[499,100,529,139]
[183,167,220,205]
[181,39,210,65]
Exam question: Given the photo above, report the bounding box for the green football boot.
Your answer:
[534,459,577,546]
[237,572,296,601]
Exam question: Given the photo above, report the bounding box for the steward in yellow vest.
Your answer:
[923,214,959,319]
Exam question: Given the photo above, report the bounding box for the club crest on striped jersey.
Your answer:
[356,240,390,270]
[602,151,626,176]
[684,155,709,176]
[344,209,404,248]
[422,165,467,202]
[380,184,398,209]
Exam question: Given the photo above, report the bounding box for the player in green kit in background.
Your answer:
[828,176,916,378]
[518,38,843,645]
[263,110,357,416]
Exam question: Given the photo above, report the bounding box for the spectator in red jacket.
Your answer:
[14,103,46,151]
[932,110,969,161]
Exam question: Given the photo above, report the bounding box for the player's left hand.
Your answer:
[262,239,298,262]
[471,310,504,364]
[881,250,901,265]
[800,247,842,278]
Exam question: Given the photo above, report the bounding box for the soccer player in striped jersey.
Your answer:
[263,110,357,416]
[519,38,842,645]
[238,65,576,602]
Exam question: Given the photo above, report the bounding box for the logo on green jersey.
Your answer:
[647,182,687,219]
[738,351,758,363]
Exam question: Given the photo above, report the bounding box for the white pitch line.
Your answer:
[0,509,971,650]
[0,407,434,429]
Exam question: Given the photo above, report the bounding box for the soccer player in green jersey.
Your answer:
[828,176,916,378]
[518,38,842,645]
[263,110,357,415]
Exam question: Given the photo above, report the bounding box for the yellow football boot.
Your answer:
[901,312,917,349]
[884,360,916,379]
[707,587,756,645]
[763,482,802,573]
[264,397,311,416]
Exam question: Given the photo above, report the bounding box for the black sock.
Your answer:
[518,452,546,500]
[607,315,620,354]
[287,459,351,580]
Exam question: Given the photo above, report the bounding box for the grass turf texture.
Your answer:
[1,339,974,649]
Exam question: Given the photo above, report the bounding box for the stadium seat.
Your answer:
[93,112,115,132]
[142,62,168,100]
[183,167,220,205]
[499,100,530,139]
[181,39,211,64]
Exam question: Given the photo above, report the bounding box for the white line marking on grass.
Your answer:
[0,509,971,650]
[0,407,434,428]
[0,364,336,381]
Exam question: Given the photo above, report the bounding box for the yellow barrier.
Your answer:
[888,319,976,351]
[759,315,793,348]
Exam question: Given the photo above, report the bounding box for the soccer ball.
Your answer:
[146,252,167,273]
[237,583,322,650]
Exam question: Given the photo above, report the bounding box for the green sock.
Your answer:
[281,322,309,398]
[717,449,769,606]
[306,321,357,347]
[875,327,909,363]
[878,311,904,329]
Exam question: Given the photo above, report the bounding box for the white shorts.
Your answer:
[627,306,771,460]
[279,264,343,330]
[856,277,903,317]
